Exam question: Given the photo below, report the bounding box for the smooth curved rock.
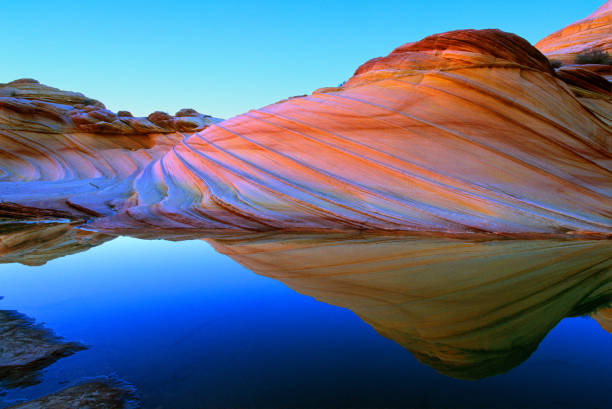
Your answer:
[536,1,612,64]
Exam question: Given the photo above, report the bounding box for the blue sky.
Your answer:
[2,1,603,119]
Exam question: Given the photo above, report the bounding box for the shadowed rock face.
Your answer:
[0,310,86,389]
[536,1,612,64]
[1,30,611,235]
[5,378,139,409]
[206,233,612,379]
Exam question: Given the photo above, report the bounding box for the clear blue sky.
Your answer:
[2,0,603,119]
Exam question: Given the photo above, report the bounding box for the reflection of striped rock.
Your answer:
[592,306,612,333]
[206,233,612,379]
[92,29,611,235]
[536,0,612,64]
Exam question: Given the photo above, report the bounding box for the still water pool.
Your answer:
[0,226,611,408]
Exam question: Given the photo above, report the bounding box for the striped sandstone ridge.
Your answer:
[1,29,611,235]
[88,29,611,235]
[536,0,612,64]
[206,233,612,379]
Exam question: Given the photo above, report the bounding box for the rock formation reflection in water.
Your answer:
[1,222,610,382]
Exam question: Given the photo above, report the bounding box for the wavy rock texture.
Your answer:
[536,0,612,64]
[206,233,612,379]
[1,30,611,235]
[87,29,611,235]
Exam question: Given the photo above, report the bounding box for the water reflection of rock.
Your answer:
[0,310,86,389]
[592,306,612,333]
[0,222,114,266]
[1,220,611,380]
[206,233,612,379]
[5,378,139,409]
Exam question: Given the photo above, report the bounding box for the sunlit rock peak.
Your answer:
[535,0,612,63]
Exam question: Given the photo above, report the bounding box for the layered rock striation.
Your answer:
[87,29,611,235]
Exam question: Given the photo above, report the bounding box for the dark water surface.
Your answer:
[0,227,611,408]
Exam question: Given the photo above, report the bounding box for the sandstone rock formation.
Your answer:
[536,0,611,64]
[84,29,610,235]
[206,233,612,379]
[1,29,611,235]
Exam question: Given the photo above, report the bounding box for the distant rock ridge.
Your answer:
[536,0,612,63]
[0,79,222,134]
[1,27,611,235]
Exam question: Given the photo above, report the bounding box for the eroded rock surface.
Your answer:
[536,1,611,64]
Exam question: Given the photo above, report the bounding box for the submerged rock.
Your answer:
[0,310,86,388]
[5,378,139,409]
[536,1,611,64]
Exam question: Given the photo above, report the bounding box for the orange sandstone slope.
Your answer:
[89,29,611,235]
[535,0,612,64]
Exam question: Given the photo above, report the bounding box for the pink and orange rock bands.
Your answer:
[1,17,611,236]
